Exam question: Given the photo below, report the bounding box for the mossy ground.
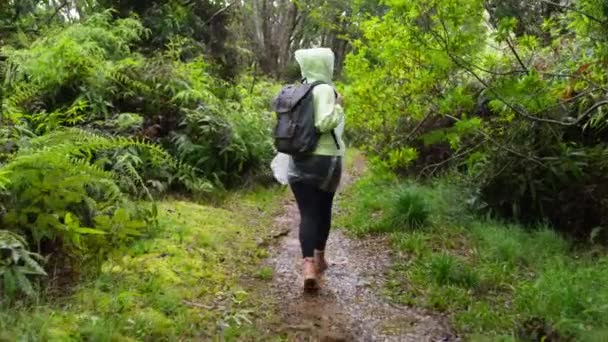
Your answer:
[0,186,287,341]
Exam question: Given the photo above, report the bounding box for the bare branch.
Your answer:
[397,111,433,146]
[418,141,485,178]
[204,0,239,26]
[540,0,607,25]
[506,38,528,73]
[48,1,69,25]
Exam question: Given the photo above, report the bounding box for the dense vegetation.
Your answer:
[1,0,608,340]
[343,0,608,238]
[0,0,387,300]
[337,1,608,339]
[340,165,608,340]
[0,2,284,300]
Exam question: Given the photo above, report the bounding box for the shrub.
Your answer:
[2,11,147,123]
[344,0,608,239]
[391,231,430,256]
[2,13,275,191]
[342,0,485,172]
[0,8,278,299]
[0,129,194,287]
[470,222,569,269]
[514,258,608,339]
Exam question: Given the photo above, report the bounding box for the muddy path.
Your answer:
[266,156,456,342]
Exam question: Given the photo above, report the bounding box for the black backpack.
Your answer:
[272,81,338,156]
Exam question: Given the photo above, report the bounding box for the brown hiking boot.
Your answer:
[314,250,328,274]
[303,258,319,292]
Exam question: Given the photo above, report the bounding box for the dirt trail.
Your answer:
[267,156,456,341]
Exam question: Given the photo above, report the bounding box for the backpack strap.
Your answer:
[273,82,318,113]
[307,81,341,151]
[331,130,340,150]
[309,80,327,87]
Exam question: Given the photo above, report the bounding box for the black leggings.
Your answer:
[290,182,336,258]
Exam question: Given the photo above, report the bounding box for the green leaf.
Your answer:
[72,227,107,235]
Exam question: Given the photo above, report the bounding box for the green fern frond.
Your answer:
[12,270,35,297]
[20,256,47,276]
[4,83,40,112]
[0,230,46,297]
[0,169,10,190]
[19,128,209,195]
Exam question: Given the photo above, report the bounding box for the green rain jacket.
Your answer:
[294,48,345,156]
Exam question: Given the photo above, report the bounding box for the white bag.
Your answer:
[271,153,291,185]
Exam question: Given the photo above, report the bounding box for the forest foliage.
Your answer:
[343,0,608,239]
[0,2,280,298]
[0,0,389,299]
[1,0,608,328]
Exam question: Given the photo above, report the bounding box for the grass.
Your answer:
[339,167,608,341]
[0,186,287,341]
[255,267,274,281]
[385,188,430,230]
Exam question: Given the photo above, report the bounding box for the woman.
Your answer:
[288,48,345,291]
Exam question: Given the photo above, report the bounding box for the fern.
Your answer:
[1,11,147,123]
[0,230,46,298]
[0,141,157,279]
[107,66,153,98]
[2,83,40,120]
[0,3,276,303]
[0,170,9,191]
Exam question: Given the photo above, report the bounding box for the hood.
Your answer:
[295,48,335,84]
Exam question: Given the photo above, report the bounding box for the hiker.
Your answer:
[272,48,345,291]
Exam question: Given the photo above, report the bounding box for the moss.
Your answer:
[0,187,284,340]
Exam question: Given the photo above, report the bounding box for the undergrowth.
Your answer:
[339,166,608,341]
[0,186,286,341]
[0,11,279,299]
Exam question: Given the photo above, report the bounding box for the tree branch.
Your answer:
[430,28,568,125]
[575,99,608,123]
[442,44,594,126]
[418,141,485,178]
[447,54,606,119]
[204,0,239,26]
[431,12,608,128]
[459,60,605,91]
[458,57,573,126]
[48,1,69,25]
[12,3,22,23]
[506,37,528,73]
[445,114,547,168]
[402,112,433,144]
[540,0,607,25]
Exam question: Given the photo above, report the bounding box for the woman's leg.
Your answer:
[291,181,325,290]
[312,189,334,274]
[290,182,320,258]
[316,190,336,252]
[316,157,341,253]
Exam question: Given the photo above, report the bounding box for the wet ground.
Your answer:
[266,156,457,341]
